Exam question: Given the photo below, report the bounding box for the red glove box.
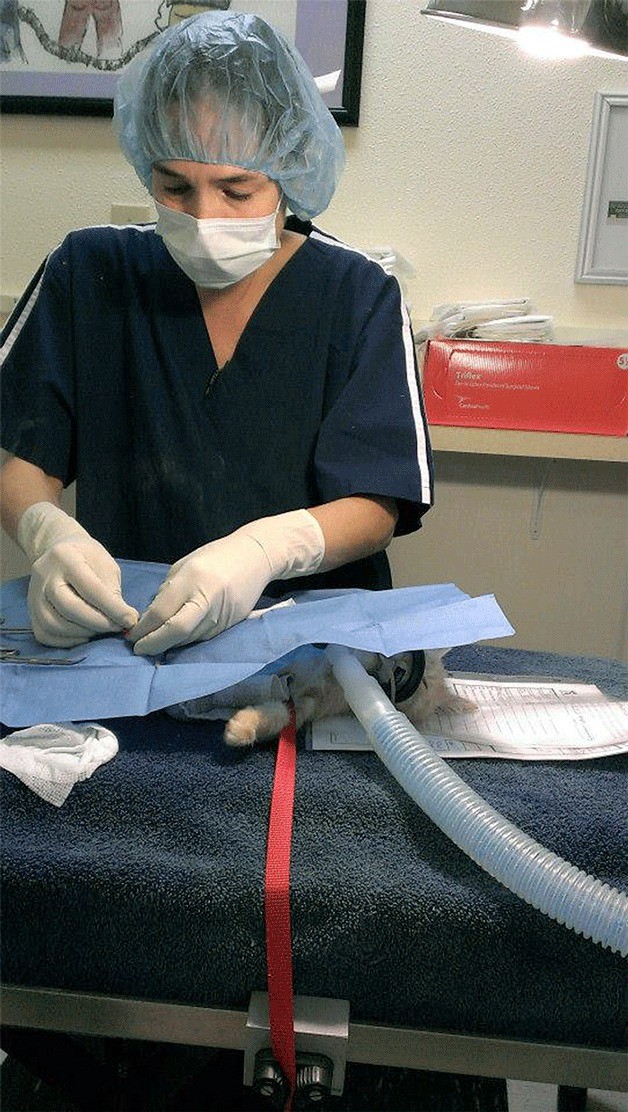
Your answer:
[422,339,628,436]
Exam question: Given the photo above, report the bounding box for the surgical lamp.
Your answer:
[420,1,628,59]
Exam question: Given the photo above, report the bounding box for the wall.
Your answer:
[1,0,627,321]
[1,1,627,658]
[389,455,627,660]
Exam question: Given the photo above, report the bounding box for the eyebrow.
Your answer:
[154,165,261,184]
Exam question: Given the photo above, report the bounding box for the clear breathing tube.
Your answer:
[327,646,628,957]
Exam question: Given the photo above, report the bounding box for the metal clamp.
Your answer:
[244,992,349,1104]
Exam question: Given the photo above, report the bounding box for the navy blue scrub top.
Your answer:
[0,217,433,593]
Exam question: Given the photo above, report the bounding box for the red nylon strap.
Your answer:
[264,701,298,1111]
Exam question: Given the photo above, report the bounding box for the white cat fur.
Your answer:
[223,649,473,747]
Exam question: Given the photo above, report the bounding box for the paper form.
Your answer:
[308,677,628,760]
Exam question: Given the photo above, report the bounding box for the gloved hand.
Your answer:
[16,502,139,647]
[129,509,325,656]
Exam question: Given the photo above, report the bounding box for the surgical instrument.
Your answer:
[0,648,86,666]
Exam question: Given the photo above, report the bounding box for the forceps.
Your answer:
[0,622,85,664]
[0,619,33,633]
[0,647,86,666]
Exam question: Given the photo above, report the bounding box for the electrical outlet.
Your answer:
[110,203,154,225]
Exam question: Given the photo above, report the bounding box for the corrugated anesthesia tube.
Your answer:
[327,645,628,957]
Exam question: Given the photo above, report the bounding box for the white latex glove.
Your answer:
[129,509,325,656]
[16,502,139,648]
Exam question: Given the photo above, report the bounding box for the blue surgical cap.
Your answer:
[113,10,346,220]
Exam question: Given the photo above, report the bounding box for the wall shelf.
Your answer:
[429,426,627,463]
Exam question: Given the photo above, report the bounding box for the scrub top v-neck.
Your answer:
[191,232,309,391]
[196,232,309,382]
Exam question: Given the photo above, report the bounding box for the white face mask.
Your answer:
[154,200,281,289]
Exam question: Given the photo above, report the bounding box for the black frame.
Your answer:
[0,0,366,125]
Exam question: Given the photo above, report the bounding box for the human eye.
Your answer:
[223,188,252,201]
[162,182,191,196]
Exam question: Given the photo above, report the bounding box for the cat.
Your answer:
[221,648,474,747]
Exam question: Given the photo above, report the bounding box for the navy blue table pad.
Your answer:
[1,646,626,1051]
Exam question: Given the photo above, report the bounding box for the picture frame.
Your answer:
[0,0,366,125]
[575,91,628,285]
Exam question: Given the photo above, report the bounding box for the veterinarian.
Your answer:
[0,10,433,656]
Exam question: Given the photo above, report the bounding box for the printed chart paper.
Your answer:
[309,678,628,760]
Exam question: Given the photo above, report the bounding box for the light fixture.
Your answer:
[420,1,628,60]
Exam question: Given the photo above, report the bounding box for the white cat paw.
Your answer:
[224,710,259,748]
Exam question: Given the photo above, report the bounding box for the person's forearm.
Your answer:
[309,495,398,571]
[0,455,63,542]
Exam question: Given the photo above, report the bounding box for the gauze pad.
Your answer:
[0,722,118,806]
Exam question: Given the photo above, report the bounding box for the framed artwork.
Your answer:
[0,0,366,124]
[575,91,628,285]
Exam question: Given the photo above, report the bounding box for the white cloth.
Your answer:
[0,722,118,806]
